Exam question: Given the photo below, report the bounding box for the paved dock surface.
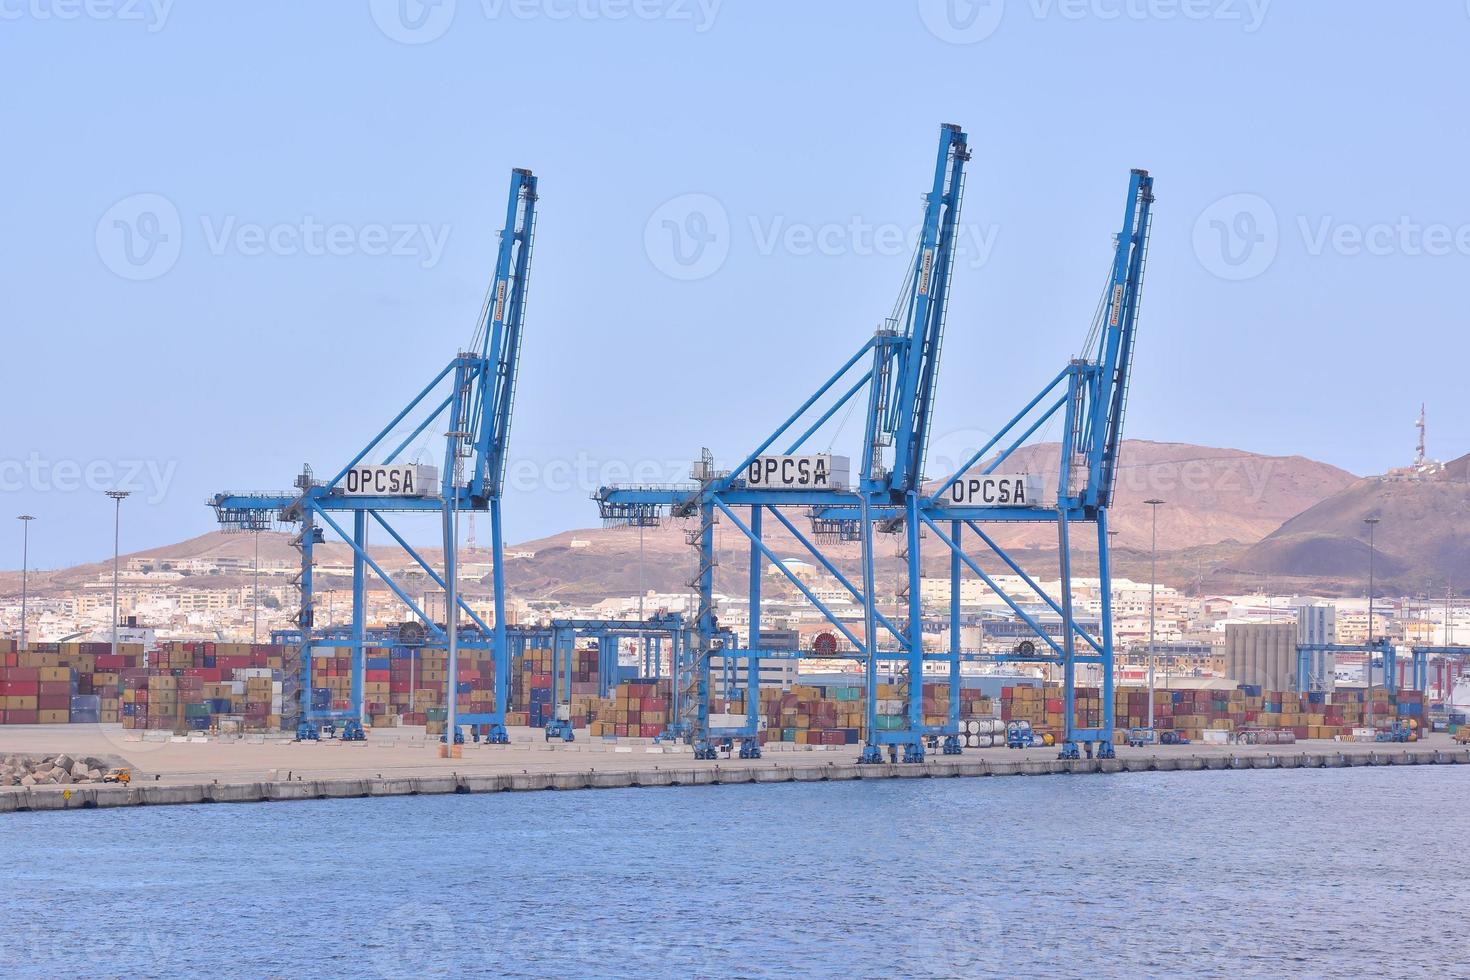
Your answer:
[2,724,1463,812]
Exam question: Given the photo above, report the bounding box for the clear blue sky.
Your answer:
[4,0,1467,568]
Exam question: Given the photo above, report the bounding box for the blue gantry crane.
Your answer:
[916,166,1156,761]
[210,168,539,743]
[597,128,1155,764]
[1413,645,1469,699]
[540,614,697,741]
[597,124,972,761]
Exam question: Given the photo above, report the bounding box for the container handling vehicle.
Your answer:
[1125,727,1156,748]
[1375,720,1418,743]
[1006,720,1035,749]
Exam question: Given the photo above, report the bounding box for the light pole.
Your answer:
[252,529,261,645]
[1106,528,1120,687]
[1364,516,1380,727]
[1144,499,1164,733]
[637,520,646,675]
[17,515,35,651]
[106,491,130,663]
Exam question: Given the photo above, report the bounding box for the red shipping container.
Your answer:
[640,724,662,738]
[4,681,39,696]
[5,710,38,724]
[7,668,39,682]
[366,670,390,683]
[38,695,70,711]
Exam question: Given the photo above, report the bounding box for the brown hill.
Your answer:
[0,442,1359,603]
[960,440,1356,551]
[1221,453,1470,594]
[506,440,1354,600]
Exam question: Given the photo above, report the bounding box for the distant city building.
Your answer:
[1296,604,1337,646]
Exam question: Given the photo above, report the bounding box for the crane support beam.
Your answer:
[209,168,540,740]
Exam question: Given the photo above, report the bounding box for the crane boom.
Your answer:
[469,168,538,501]
[1084,168,1153,511]
[867,123,970,496]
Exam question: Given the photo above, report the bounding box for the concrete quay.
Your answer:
[1,724,1463,813]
